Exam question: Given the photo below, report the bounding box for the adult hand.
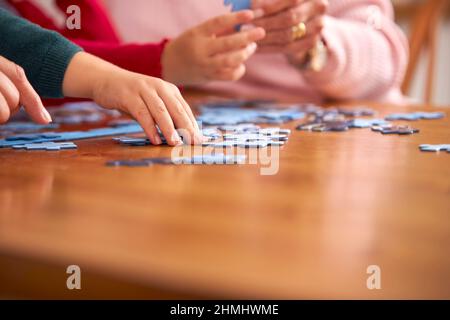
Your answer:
[252,0,328,65]
[0,56,52,124]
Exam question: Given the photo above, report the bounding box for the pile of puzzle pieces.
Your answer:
[197,100,306,125]
[114,124,291,149]
[1,100,447,160]
[293,106,444,135]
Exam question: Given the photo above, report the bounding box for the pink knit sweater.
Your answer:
[104,0,409,104]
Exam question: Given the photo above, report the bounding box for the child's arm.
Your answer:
[0,9,201,145]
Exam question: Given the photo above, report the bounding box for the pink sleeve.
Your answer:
[302,0,409,102]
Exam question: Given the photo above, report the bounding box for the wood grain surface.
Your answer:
[0,94,449,299]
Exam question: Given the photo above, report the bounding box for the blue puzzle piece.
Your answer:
[175,153,247,165]
[6,133,62,141]
[349,119,389,128]
[371,124,419,135]
[12,142,77,151]
[0,122,59,133]
[0,123,144,148]
[198,103,305,125]
[224,0,251,11]
[419,144,450,152]
[385,111,445,121]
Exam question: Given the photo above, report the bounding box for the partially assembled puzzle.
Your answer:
[0,101,447,163]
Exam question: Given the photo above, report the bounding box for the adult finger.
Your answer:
[260,0,307,16]
[257,15,324,46]
[253,0,327,31]
[257,33,318,53]
[0,56,51,124]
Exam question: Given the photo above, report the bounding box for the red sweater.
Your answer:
[9,0,168,104]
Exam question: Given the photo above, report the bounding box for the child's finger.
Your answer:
[158,87,200,145]
[142,91,181,146]
[128,99,162,145]
[214,65,247,81]
[199,10,255,36]
[175,91,200,132]
[209,27,265,55]
[210,43,257,69]
[0,72,20,112]
[0,56,51,124]
[0,93,11,123]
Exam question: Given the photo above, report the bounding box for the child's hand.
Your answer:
[0,56,52,124]
[63,53,202,146]
[93,69,201,146]
[162,10,266,85]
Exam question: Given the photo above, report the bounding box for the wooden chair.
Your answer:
[401,0,449,104]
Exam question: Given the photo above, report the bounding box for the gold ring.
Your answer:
[291,22,307,41]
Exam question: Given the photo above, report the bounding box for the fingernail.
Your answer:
[153,134,162,145]
[42,109,52,123]
[253,9,264,19]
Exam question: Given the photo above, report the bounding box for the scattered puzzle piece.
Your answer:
[337,107,376,117]
[12,142,77,151]
[224,0,251,11]
[385,111,445,121]
[349,119,389,128]
[175,154,247,165]
[0,123,144,148]
[198,103,305,125]
[0,122,59,133]
[371,124,419,135]
[419,144,450,152]
[107,154,247,166]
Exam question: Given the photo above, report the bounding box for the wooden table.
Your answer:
[0,95,449,299]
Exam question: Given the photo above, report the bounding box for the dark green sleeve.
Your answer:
[0,9,82,98]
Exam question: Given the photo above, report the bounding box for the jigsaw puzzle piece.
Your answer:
[224,0,251,11]
[12,142,77,151]
[371,124,419,135]
[385,111,445,121]
[349,119,389,128]
[419,144,450,152]
[175,153,247,165]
